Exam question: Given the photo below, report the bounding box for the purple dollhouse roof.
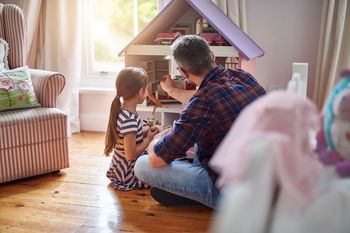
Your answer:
[118,0,264,60]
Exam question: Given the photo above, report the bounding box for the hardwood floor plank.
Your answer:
[0,132,213,233]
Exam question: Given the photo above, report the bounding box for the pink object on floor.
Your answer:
[210,91,322,206]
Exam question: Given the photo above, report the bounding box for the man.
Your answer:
[134,35,266,208]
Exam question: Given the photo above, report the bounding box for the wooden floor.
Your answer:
[0,132,213,233]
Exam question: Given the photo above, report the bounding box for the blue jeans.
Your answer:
[134,154,220,208]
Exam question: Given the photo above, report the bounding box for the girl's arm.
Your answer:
[123,128,159,161]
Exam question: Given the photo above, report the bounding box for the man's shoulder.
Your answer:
[227,68,258,82]
[192,85,211,100]
[221,68,253,79]
[199,70,234,91]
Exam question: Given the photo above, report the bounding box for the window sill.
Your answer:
[79,87,115,94]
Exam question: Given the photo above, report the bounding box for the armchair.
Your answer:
[0,4,69,183]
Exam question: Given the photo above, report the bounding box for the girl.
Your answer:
[104,67,159,191]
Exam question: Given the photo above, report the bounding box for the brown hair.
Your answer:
[104,67,148,156]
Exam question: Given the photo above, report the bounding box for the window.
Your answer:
[84,0,158,82]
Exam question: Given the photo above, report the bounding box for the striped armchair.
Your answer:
[0,4,69,183]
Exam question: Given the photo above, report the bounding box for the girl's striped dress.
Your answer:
[106,109,148,191]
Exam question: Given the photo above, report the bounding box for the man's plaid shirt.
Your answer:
[154,65,266,179]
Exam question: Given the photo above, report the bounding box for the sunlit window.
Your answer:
[86,0,158,76]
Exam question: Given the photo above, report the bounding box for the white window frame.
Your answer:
[80,0,158,88]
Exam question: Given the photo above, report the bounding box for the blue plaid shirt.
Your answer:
[154,65,266,179]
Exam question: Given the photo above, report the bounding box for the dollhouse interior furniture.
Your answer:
[118,0,265,126]
[0,4,69,183]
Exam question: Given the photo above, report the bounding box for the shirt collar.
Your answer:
[198,65,225,90]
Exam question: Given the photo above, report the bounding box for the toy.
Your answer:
[143,117,163,131]
[154,32,181,45]
[171,23,191,35]
[316,69,350,177]
[199,32,227,46]
[147,92,162,114]
[143,117,160,127]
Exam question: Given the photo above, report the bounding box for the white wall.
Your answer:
[80,0,324,132]
[80,90,115,132]
[246,0,323,95]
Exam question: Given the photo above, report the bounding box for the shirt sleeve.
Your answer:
[118,113,138,135]
[154,95,215,164]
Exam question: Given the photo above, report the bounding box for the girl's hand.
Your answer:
[146,127,160,142]
[143,125,150,137]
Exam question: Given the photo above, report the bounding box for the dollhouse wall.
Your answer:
[124,14,246,77]
[122,0,250,68]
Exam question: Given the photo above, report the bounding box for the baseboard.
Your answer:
[80,113,108,132]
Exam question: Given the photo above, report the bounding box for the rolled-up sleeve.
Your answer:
[154,96,214,163]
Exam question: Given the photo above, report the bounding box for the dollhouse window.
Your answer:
[84,0,157,79]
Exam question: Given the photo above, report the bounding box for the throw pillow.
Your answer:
[0,66,41,111]
[0,38,9,71]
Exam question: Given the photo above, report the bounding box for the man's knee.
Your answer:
[134,154,150,180]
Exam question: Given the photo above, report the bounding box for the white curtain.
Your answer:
[21,0,42,60]
[22,0,82,134]
[313,0,350,109]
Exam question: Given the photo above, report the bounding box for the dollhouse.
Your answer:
[118,0,264,126]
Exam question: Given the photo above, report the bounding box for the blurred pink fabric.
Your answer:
[210,91,323,206]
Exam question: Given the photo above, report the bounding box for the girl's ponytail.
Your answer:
[104,95,121,156]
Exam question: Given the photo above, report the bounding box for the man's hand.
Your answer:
[160,74,196,104]
[160,74,175,94]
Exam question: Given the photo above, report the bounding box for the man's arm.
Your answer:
[147,128,171,168]
[148,96,214,168]
[160,75,196,104]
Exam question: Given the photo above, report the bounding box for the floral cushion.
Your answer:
[0,66,40,111]
[0,38,9,71]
